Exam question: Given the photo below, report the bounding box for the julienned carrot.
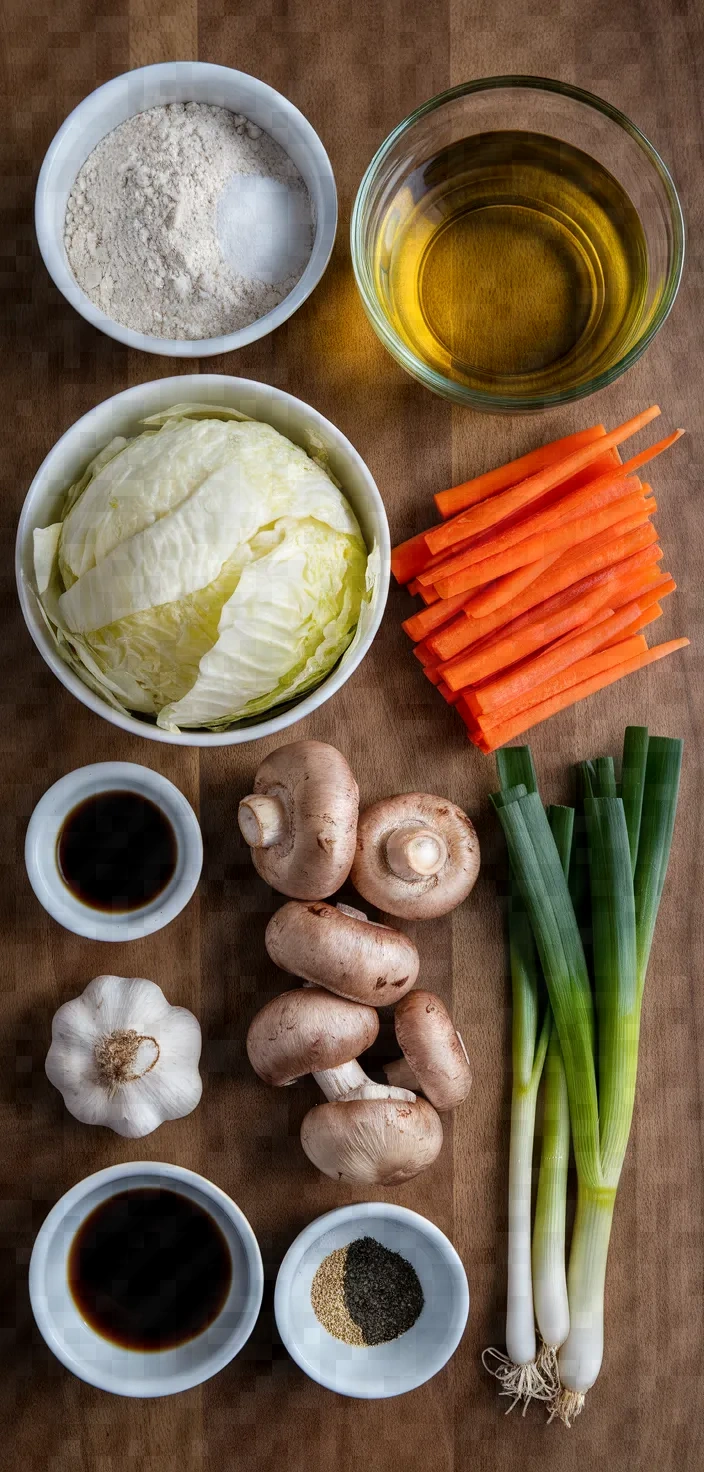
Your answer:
[468,636,649,729]
[417,473,645,588]
[402,591,469,642]
[424,406,662,556]
[429,420,678,565]
[473,639,690,751]
[428,544,664,663]
[469,521,660,622]
[437,561,663,683]
[461,507,657,619]
[470,594,669,717]
[613,601,663,640]
[433,425,607,518]
[432,491,651,601]
[442,581,621,693]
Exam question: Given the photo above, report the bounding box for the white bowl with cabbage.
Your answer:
[17,376,388,746]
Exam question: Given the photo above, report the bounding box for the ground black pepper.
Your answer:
[343,1236,424,1344]
[311,1236,424,1346]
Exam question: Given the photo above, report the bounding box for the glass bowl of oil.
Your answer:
[351,77,684,412]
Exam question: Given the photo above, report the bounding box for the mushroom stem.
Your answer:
[384,1056,419,1093]
[238,794,287,849]
[385,825,449,881]
[313,1058,415,1104]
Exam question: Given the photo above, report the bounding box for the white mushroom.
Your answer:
[238,740,359,899]
[351,792,480,919]
[384,990,472,1110]
[265,900,419,1005]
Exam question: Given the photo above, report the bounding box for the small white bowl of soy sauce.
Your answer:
[29,1162,264,1396]
[24,761,202,940]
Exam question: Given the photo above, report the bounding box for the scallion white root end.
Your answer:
[548,1387,585,1428]
[481,1347,553,1414]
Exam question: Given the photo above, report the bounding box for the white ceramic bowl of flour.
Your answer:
[16,374,390,748]
[35,62,337,357]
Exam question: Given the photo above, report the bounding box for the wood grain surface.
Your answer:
[1,1,702,1468]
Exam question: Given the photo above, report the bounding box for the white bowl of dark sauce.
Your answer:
[24,761,202,940]
[29,1162,264,1396]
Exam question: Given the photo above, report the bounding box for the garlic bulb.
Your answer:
[45,974,202,1138]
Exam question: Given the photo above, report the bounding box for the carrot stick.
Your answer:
[431,491,650,600]
[471,595,667,717]
[428,545,664,663]
[391,531,435,585]
[417,474,645,588]
[433,426,607,518]
[424,407,663,555]
[467,522,660,621]
[474,639,690,751]
[613,601,663,640]
[442,581,622,693]
[469,636,649,728]
[437,680,461,705]
[402,591,469,642]
[451,499,655,613]
[417,585,440,605]
[413,640,439,667]
[424,665,442,686]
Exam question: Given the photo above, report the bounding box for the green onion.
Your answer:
[491,728,682,1426]
[532,806,573,1378]
[483,749,551,1408]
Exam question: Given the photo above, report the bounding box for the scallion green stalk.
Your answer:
[531,806,573,1376]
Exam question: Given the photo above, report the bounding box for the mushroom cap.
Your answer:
[240,740,359,900]
[265,900,419,1005]
[246,988,378,1087]
[393,990,472,1110]
[300,1097,444,1184]
[351,793,480,919]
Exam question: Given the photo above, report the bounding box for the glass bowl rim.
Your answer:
[350,74,685,412]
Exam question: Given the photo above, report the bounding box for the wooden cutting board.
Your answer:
[1,0,702,1467]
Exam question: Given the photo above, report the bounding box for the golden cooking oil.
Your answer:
[374,131,649,398]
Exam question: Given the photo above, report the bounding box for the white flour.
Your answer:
[64,102,314,340]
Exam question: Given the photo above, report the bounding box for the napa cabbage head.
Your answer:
[33,407,371,731]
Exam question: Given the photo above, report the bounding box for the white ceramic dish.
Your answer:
[29,1162,263,1397]
[274,1203,469,1398]
[16,374,390,748]
[35,61,338,356]
[24,761,202,941]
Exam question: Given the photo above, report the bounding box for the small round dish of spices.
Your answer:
[24,761,202,941]
[35,62,337,356]
[274,1204,469,1398]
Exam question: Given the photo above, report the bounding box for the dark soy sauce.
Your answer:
[57,790,177,912]
[68,1188,232,1351]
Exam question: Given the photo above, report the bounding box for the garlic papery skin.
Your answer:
[45,974,202,1138]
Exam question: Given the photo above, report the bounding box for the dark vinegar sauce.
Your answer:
[68,1188,232,1351]
[57,790,177,912]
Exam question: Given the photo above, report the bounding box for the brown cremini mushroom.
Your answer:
[238,740,359,900]
[383,990,472,1110]
[351,792,480,919]
[265,900,419,1005]
[300,1096,444,1184]
[246,987,378,1087]
[246,987,414,1106]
